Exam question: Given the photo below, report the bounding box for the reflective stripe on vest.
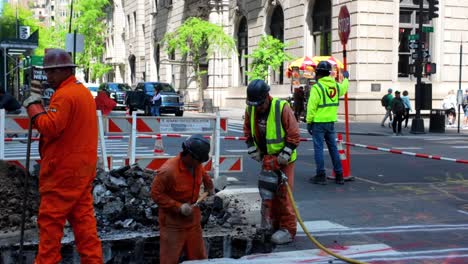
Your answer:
[316,82,341,108]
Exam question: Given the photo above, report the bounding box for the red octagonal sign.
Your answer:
[338,5,351,45]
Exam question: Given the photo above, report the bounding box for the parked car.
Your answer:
[125,82,184,116]
[99,82,131,110]
[83,83,99,98]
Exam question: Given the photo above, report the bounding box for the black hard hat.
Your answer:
[246,79,270,106]
[182,134,210,163]
[316,61,332,76]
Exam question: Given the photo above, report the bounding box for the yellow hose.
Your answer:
[285,182,368,264]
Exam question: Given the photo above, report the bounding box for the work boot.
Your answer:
[335,173,344,185]
[310,174,327,185]
[271,229,293,244]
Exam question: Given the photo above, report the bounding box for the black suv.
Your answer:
[99,82,131,110]
[125,82,184,116]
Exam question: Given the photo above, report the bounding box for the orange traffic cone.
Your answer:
[329,133,353,181]
[153,135,164,155]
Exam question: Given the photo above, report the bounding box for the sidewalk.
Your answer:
[186,107,468,137]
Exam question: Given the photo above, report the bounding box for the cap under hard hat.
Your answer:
[182,134,210,163]
[42,48,77,70]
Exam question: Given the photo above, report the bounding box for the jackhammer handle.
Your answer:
[192,192,209,207]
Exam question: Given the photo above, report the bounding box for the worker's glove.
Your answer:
[307,123,314,135]
[247,145,262,162]
[23,93,43,108]
[180,203,193,216]
[277,146,293,166]
[342,71,350,79]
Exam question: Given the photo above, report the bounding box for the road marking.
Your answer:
[393,147,422,150]
[452,146,468,149]
[457,210,468,216]
[226,149,247,153]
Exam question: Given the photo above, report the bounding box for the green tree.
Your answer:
[0,3,53,55]
[162,17,236,112]
[74,0,111,82]
[246,35,292,83]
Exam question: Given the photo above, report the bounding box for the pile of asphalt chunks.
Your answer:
[92,164,159,232]
[0,161,39,231]
[93,164,249,233]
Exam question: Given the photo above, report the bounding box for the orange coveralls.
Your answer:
[151,154,214,264]
[34,76,102,263]
[243,97,300,237]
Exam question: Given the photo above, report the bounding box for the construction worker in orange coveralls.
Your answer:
[151,135,214,264]
[22,49,102,263]
[243,79,300,244]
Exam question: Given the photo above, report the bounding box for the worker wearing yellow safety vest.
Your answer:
[243,79,300,245]
[306,61,349,185]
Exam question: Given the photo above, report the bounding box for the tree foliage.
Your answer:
[0,3,52,55]
[74,0,111,82]
[161,17,236,112]
[246,35,292,83]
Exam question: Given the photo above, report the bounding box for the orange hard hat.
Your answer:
[42,48,76,69]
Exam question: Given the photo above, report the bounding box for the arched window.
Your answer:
[270,6,284,84]
[312,0,331,56]
[237,17,248,86]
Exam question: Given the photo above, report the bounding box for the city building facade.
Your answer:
[104,0,468,120]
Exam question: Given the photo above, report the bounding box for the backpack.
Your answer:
[393,99,405,115]
[381,94,388,107]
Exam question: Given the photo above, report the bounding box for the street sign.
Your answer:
[338,6,351,45]
[423,50,430,58]
[65,33,85,53]
[412,53,419,60]
[423,26,434,33]
[19,26,30,40]
[409,34,420,41]
[409,42,419,50]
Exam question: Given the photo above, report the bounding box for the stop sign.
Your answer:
[338,6,351,45]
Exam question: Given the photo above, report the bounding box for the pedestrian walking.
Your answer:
[151,87,162,116]
[391,91,405,135]
[306,61,349,185]
[22,48,103,263]
[95,88,117,116]
[243,79,300,244]
[462,88,468,129]
[442,90,457,127]
[401,90,412,128]
[380,88,393,127]
[0,85,22,114]
[292,85,305,122]
[151,135,214,264]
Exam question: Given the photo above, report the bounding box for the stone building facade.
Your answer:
[104,0,468,120]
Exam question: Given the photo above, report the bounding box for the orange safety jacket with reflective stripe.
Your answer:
[35,75,98,193]
[151,154,214,228]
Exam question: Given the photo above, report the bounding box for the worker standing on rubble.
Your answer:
[243,79,300,244]
[22,49,103,263]
[151,135,215,264]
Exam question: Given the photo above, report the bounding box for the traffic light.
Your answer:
[425,63,437,75]
[429,0,439,19]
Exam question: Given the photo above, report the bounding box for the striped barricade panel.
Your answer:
[125,155,243,173]
[107,116,161,133]
[5,115,39,133]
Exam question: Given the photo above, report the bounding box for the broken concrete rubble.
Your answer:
[0,162,272,263]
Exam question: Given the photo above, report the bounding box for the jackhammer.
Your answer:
[259,155,366,264]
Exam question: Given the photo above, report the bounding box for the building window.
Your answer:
[155,44,160,80]
[270,5,284,85]
[237,16,248,86]
[133,12,136,38]
[152,0,158,14]
[312,0,331,56]
[127,15,130,39]
[398,0,431,78]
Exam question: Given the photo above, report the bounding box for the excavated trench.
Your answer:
[0,161,273,263]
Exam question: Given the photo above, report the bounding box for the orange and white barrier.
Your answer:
[123,155,243,173]
[329,133,353,181]
[6,156,113,173]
